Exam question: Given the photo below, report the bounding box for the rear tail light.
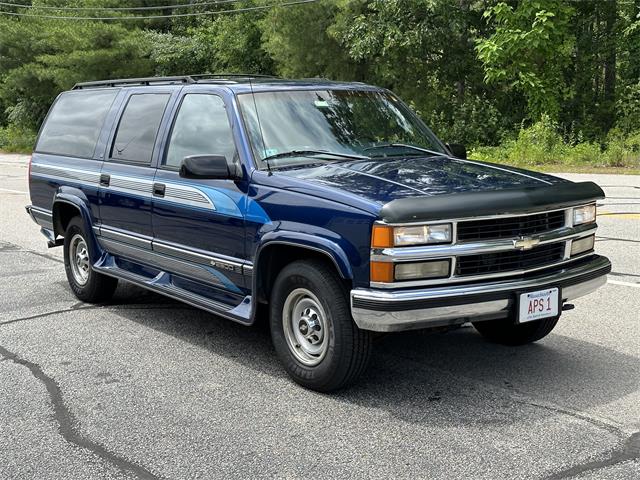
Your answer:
[28,154,33,180]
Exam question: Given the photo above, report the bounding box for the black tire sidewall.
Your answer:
[270,262,357,390]
[63,217,114,302]
[64,219,89,296]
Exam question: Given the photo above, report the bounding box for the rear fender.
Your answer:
[52,187,103,263]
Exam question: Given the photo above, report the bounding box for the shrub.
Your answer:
[470,116,640,170]
[0,125,36,153]
[603,129,640,168]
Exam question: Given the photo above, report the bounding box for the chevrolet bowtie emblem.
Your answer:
[513,236,540,251]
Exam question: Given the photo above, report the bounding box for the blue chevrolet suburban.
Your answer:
[26,75,611,391]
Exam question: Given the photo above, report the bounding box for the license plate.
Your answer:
[518,288,559,323]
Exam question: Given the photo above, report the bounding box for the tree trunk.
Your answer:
[602,0,617,131]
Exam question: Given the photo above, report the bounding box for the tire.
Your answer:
[269,259,373,392]
[63,217,117,303]
[472,316,560,346]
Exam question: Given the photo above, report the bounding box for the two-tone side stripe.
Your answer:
[31,163,101,185]
[31,162,217,211]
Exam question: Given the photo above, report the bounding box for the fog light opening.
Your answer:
[394,260,451,281]
[570,235,595,257]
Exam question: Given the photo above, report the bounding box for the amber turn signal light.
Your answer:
[371,225,393,248]
[370,261,394,283]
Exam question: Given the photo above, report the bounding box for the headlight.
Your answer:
[573,204,596,226]
[372,223,452,247]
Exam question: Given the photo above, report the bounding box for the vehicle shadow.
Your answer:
[106,287,639,426]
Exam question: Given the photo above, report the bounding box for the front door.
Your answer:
[151,92,249,301]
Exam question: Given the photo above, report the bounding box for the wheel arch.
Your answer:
[52,190,103,263]
[252,239,353,314]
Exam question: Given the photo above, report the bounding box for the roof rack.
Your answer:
[72,73,279,90]
[72,76,195,90]
[190,73,278,79]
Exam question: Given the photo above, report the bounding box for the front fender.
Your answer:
[256,230,354,280]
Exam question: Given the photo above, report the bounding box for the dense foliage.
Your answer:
[0,0,638,169]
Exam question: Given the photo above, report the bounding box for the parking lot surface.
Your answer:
[0,153,638,479]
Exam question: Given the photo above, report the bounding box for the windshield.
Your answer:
[237,89,446,168]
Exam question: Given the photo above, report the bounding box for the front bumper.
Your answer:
[350,255,611,332]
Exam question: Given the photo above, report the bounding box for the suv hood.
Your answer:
[276,156,568,205]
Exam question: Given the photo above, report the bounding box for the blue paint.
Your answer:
[27,78,572,324]
[203,266,244,294]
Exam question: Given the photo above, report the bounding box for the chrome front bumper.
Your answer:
[350,255,611,332]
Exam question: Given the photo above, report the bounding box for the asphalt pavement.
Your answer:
[0,153,638,479]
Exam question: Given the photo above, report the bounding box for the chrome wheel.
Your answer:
[282,288,329,366]
[69,233,90,285]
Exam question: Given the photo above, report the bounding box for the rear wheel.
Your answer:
[270,259,373,392]
[63,217,117,303]
[472,316,559,346]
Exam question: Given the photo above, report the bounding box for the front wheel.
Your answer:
[270,260,373,392]
[472,316,559,346]
[63,217,118,303]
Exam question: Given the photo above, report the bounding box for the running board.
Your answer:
[93,258,253,325]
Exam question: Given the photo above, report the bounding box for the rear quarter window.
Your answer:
[36,90,118,158]
[110,93,170,164]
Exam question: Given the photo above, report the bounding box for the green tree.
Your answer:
[476,1,574,121]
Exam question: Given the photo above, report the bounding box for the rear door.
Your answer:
[151,89,249,297]
[98,89,176,247]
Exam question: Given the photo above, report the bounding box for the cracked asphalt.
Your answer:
[0,153,638,479]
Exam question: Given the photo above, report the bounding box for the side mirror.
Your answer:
[179,155,240,180]
[446,143,467,159]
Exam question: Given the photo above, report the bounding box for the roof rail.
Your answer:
[72,73,279,90]
[72,76,196,90]
[190,73,278,79]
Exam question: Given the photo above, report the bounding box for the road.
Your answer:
[0,153,638,479]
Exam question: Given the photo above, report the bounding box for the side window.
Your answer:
[111,93,170,164]
[36,90,118,158]
[164,94,236,169]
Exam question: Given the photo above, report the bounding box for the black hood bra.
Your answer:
[379,181,605,223]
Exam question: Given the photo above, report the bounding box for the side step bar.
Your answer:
[93,257,253,326]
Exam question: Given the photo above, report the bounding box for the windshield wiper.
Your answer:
[262,149,369,163]
[363,143,444,157]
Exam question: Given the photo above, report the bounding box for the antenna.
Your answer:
[249,78,272,176]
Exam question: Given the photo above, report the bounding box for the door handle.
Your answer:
[99,174,110,187]
[153,183,166,197]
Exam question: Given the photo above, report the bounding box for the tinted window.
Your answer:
[164,94,236,168]
[111,94,170,164]
[36,90,118,158]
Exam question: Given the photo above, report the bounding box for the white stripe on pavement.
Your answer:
[608,279,640,288]
[0,187,28,194]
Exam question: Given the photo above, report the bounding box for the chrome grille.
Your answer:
[455,243,566,277]
[457,210,566,241]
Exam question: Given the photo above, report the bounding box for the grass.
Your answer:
[477,159,640,175]
[469,116,640,175]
